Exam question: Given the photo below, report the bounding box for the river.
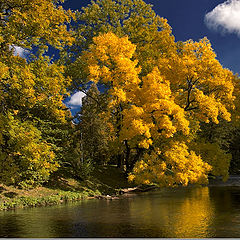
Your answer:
[1,186,240,238]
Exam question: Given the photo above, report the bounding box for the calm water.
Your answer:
[1,186,240,238]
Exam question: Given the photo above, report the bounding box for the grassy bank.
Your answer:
[0,166,135,211]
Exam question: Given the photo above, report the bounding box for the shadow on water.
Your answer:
[1,186,240,237]
[208,186,240,238]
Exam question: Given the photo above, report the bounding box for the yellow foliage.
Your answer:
[0,0,74,187]
[84,33,190,151]
[0,115,58,187]
[190,140,231,181]
[1,0,75,50]
[0,54,70,122]
[82,32,235,187]
[159,38,235,125]
[130,142,211,187]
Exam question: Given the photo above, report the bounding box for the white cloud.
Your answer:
[67,91,86,108]
[11,45,29,58]
[205,0,240,36]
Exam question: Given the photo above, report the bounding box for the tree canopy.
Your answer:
[76,31,235,186]
[0,0,239,188]
[0,0,75,188]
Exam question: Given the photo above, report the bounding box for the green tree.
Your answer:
[0,0,74,52]
[79,83,111,165]
[0,114,58,188]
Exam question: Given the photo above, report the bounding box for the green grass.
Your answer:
[0,191,90,211]
[0,165,135,211]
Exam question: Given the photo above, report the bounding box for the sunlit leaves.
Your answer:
[129,142,212,187]
[0,114,58,187]
[1,0,237,188]
[0,0,75,51]
[0,0,74,188]
[161,38,235,124]
[82,31,235,186]
[0,54,70,121]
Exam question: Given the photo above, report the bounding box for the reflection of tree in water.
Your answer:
[128,187,215,238]
[209,186,240,212]
[171,187,215,238]
[2,187,240,238]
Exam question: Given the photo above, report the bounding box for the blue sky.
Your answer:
[148,0,240,75]
[63,0,240,113]
[63,0,240,74]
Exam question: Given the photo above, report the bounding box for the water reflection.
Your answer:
[167,187,215,238]
[0,186,240,237]
[127,187,215,238]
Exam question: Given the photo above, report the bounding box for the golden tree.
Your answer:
[81,32,235,186]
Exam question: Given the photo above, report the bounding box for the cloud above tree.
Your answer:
[205,0,240,37]
[12,46,29,57]
[67,91,86,109]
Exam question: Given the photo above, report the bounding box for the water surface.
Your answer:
[1,186,240,238]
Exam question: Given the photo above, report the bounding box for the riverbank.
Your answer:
[0,165,135,211]
[1,166,240,211]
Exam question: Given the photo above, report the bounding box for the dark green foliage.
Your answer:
[77,83,111,166]
[34,118,74,163]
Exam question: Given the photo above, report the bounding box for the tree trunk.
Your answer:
[130,147,144,171]
[124,140,130,172]
[117,154,123,169]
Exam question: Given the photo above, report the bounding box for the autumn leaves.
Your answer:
[80,31,235,186]
[0,0,237,188]
[0,0,74,187]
